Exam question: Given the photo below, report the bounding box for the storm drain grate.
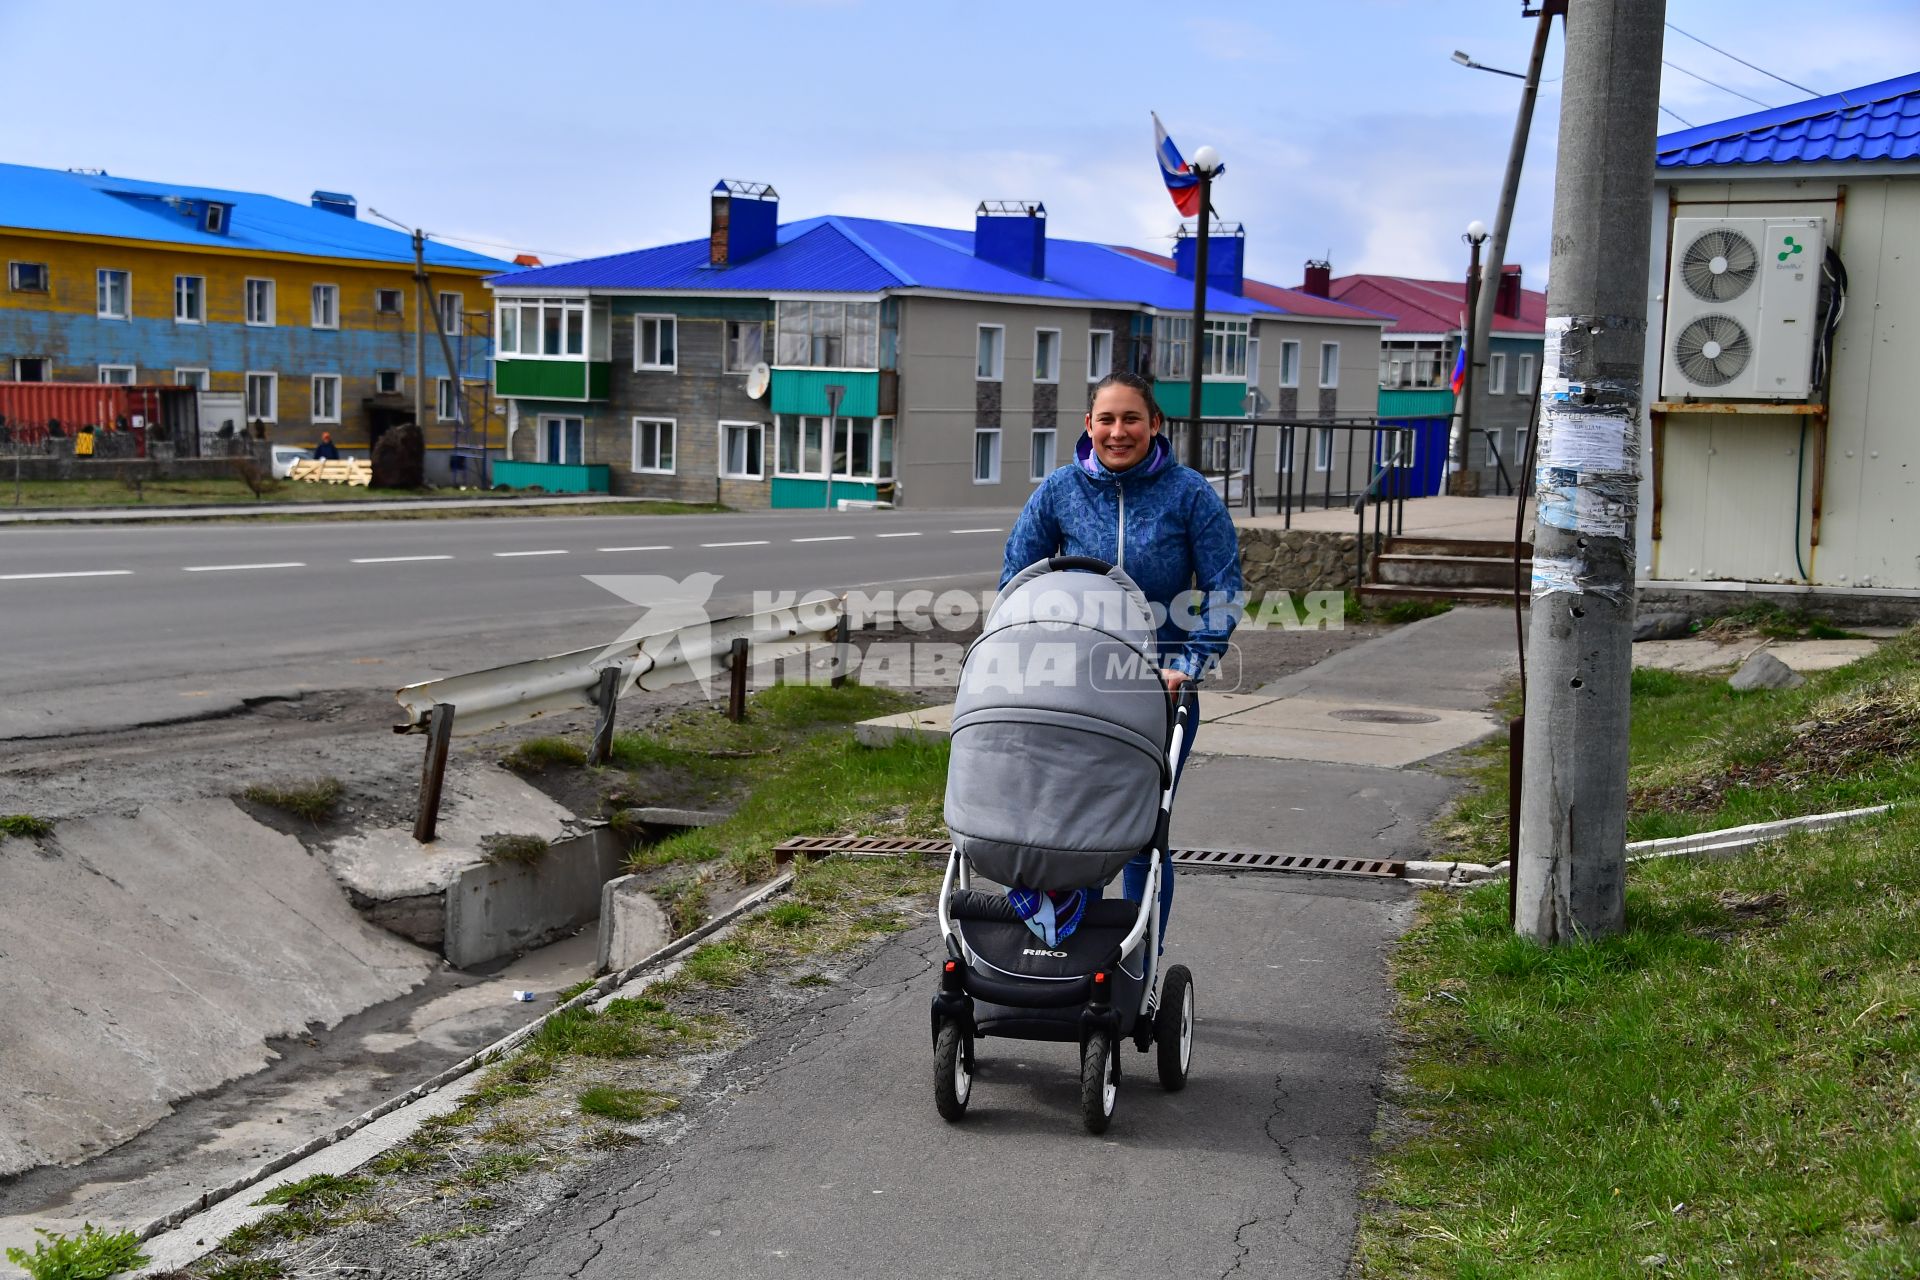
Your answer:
[772,837,1404,879]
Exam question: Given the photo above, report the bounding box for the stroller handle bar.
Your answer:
[996,557,1156,634]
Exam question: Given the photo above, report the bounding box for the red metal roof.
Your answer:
[1299,272,1548,337]
[1108,247,1388,322]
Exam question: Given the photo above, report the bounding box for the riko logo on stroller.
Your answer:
[930,556,1195,1134]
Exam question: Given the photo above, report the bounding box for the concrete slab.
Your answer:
[1169,753,1460,860]
[1241,494,1534,541]
[444,830,631,970]
[1196,720,1495,769]
[596,875,672,974]
[0,800,433,1177]
[852,703,952,746]
[1632,636,1882,675]
[1196,691,1276,722]
[1256,605,1521,711]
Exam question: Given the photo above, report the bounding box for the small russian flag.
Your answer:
[1448,346,1467,395]
[1153,111,1215,218]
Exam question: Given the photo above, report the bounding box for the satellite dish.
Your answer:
[745,363,771,400]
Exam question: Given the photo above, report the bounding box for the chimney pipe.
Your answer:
[1302,259,1332,298]
[1496,264,1523,319]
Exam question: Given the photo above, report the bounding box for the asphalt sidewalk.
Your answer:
[465,608,1519,1278]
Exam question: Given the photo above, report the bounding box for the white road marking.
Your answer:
[351,555,454,564]
[493,549,569,557]
[875,532,922,538]
[700,540,770,548]
[0,569,134,581]
[950,527,1002,534]
[183,562,305,572]
[599,545,673,552]
[791,535,854,543]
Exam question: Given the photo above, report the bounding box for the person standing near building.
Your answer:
[312,431,340,460]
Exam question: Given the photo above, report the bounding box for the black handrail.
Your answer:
[1350,435,1413,589]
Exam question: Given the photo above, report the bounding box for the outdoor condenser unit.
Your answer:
[1660,216,1825,401]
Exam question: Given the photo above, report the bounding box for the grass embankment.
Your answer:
[1362,626,1920,1278]
[1432,627,1920,864]
[0,476,722,518]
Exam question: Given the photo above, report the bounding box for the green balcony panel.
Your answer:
[492,461,610,493]
[770,369,879,418]
[496,359,612,401]
[770,478,879,509]
[1153,380,1256,420]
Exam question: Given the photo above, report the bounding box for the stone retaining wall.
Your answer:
[1238,526,1384,593]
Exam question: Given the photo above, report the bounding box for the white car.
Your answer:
[269,445,309,479]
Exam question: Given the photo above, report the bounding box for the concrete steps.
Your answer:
[1361,537,1532,607]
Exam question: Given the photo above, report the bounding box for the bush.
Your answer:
[370,423,425,490]
[5,1224,149,1280]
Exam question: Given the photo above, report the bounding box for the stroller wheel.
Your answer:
[1079,1029,1117,1134]
[934,1021,972,1122]
[1156,965,1194,1091]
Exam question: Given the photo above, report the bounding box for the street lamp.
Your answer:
[1452,49,1526,79]
[1185,144,1224,472]
[1454,220,1491,492]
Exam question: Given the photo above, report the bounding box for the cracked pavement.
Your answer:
[461,872,1414,1280]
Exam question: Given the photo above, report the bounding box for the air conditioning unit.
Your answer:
[1660,216,1824,401]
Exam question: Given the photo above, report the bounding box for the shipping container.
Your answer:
[0,382,196,453]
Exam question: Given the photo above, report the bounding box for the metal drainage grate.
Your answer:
[772,837,1404,880]
[1330,708,1441,725]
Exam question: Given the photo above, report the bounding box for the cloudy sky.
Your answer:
[6,1,1916,290]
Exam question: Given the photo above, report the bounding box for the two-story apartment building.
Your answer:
[0,163,510,476]
[486,182,1384,508]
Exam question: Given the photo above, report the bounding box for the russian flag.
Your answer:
[1154,111,1204,218]
[1448,346,1467,395]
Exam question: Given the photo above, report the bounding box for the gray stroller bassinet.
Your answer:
[931,556,1195,1133]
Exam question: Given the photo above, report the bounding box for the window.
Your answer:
[725,321,764,372]
[175,275,204,323]
[97,269,130,318]
[719,422,765,480]
[976,325,1004,380]
[97,364,135,384]
[1318,342,1340,389]
[437,291,462,338]
[245,372,278,422]
[1314,427,1333,472]
[876,416,895,480]
[497,297,586,358]
[776,415,828,476]
[634,315,677,371]
[12,357,47,382]
[1489,351,1507,394]
[1202,318,1250,379]
[375,288,404,315]
[1518,353,1536,395]
[973,428,1002,484]
[540,415,584,465]
[9,262,48,292]
[245,278,275,326]
[1029,428,1056,482]
[312,374,341,423]
[376,370,401,395]
[1246,337,1260,391]
[311,284,339,329]
[175,368,209,390]
[1087,330,1113,381]
[204,203,227,234]
[773,301,880,368]
[1279,339,1300,388]
[436,377,459,422]
[632,418,675,474]
[1153,315,1192,381]
[1033,328,1060,383]
[829,416,895,480]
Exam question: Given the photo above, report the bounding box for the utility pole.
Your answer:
[1513,0,1665,944]
[1451,4,1560,488]
[1457,223,1488,489]
[1182,145,1222,472]
[412,229,427,430]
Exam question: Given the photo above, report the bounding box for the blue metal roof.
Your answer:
[492,212,1375,319]
[1656,71,1920,168]
[0,163,511,271]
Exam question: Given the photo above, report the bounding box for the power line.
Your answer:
[1665,23,1827,101]
[431,232,586,262]
[1660,104,1697,127]
[1662,58,1775,109]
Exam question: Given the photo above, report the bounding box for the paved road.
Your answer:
[473,872,1415,1280]
[0,509,1015,737]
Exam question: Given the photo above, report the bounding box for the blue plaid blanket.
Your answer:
[1006,886,1089,947]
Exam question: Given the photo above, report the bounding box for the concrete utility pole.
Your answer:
[412,229,427,430]
[1451,6,1560,489]
[1513,0,1665,944]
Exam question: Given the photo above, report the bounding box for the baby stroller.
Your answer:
[931,556,1195,1133]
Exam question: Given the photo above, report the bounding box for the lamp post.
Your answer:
[822,383,845,510]
[1453,220,1490,493]
[1184,144,1224,472]
[1451,49,1527,78]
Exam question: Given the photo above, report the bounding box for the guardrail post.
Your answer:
[414,702,456,844]
[589,666,620,766]
[726,638,749,722]
[829,613,850,689]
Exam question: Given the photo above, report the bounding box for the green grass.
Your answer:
[680,939,755,987]
[452,1152,539,1187]
[409,1223,486,1248]
[206,1260,287,1280]
[1,476,723,519]
[556,978,598,1002]
[479,833,550,867]
[1428,628,1919,862]
[240,777,343,823]
[0,814,56,839]
[654,874,712,936]
[1356,809,1920,1279]
[578,1085,680,1122]
[501,737,588,771]
[4,1224,149,1280]
[252,1173,371,1209]
[1698,600,1862,641]
[527,995,724,1060]
[368,1148,441,1176]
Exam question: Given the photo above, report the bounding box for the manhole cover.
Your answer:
[1330,708,1441,724]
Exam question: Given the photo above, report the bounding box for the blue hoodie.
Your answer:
[1000,432,1243,681]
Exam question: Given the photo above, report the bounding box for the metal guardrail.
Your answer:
[771,836,1406,880]
[393,599,846,839]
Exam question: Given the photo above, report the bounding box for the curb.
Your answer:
[1403,802,1897,886]
[133,872,795,1257]
[0,494,696,522]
